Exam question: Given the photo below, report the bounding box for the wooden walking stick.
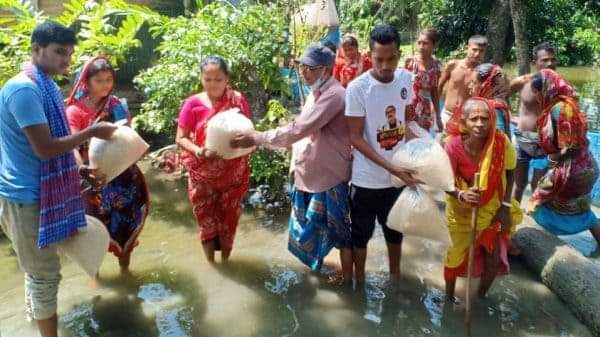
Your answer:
[465,172,480,337]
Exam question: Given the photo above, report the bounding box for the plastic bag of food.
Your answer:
[390,122,455,191]
[57,215,110,277]
[387,186,451,246]
[205,108,256,160]
[295,0,339,27]
[88,123,149,183]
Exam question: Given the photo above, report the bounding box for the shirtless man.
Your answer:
[510,42,558,203]
[438,35,488,126]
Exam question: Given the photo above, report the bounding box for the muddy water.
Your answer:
[0,163,593,337]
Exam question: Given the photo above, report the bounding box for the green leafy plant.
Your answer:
[249,99,292,201]
[0,0,41,84]
[0,0,159,86]
[134,1,291,134]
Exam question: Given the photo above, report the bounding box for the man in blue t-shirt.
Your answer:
[0,21,116,337]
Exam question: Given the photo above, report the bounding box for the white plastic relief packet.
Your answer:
[205,108,256,160]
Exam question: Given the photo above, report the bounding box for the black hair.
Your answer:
[322,41,337,55]
[532,42,556,60]
[369,25,400,50]
[531,72,544,92]
[468,35,488,47]
[341,34,359,48]
[419,28,440,45]
[200,56,229,76]
[475,63,494,82]
[31,20,77,47]
[84,58,116,82]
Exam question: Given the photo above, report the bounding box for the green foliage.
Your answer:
[291,23,327,57]
[133,1,291,134]
[0,0,158,86]
[416,0,599,65]
[338,0,418,47]
[525,0,599,66]
[417,0,492,55]
[64,0,160,68]
[249,99,291,198]
[0,0,41,84]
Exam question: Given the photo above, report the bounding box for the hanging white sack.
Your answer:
[305,0,339,27]
[88,123,149,183]
[294,3,313,24]
[390,122,455,191]
[205,108,256,160]
[387,186,451,246]
[57,215,110,277]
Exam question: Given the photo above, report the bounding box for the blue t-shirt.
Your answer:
[0,73,47,203]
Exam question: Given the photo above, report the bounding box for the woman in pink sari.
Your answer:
[175,56,251,263]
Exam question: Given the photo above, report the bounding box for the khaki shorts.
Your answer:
[0,197,61,320]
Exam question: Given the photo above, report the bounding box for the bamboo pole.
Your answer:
[465,172,480,336]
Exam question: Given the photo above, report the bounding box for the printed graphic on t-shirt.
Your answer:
[376,105,405,151]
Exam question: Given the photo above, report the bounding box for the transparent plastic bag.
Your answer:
[390,122,455,191]
[205,108,255,160]
[387,186,451,246]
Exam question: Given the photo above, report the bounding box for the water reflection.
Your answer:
[59,269,207,337]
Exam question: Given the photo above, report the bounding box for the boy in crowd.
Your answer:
[345,24,419,284]
[510,42,559,203]
[438,35,488,126]
[0,21,115,337]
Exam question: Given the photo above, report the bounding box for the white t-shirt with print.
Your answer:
[345,68,414,189]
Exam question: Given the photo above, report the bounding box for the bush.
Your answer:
[0,0,159,86]
[416,0,599,66]
[525,0,599,66]
[133,1,291,135]
[249,99,292,201]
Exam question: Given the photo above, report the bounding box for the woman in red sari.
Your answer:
[66,56,150,271]
[404,29,443,132]
[529,69,600,245]
[468,63,512,137]
[444,97,522,300]
[333,34,372,88]
[175,56,251,263]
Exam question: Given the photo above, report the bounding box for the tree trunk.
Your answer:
[509,0,530,75]
[485,0,512,65]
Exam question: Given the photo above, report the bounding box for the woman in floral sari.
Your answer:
[333,34,372,88]
[404,29,443,132]
[66,56,150,271]
[444,97,522,300]
[468,63,512,137]
[175,56,250,263]
[529,69,600,245]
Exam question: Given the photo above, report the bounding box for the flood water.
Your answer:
[0,162,595,337]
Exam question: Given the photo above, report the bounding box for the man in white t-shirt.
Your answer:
[345,24,419,284]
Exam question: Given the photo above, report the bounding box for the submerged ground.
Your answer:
[0,162,596,337]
